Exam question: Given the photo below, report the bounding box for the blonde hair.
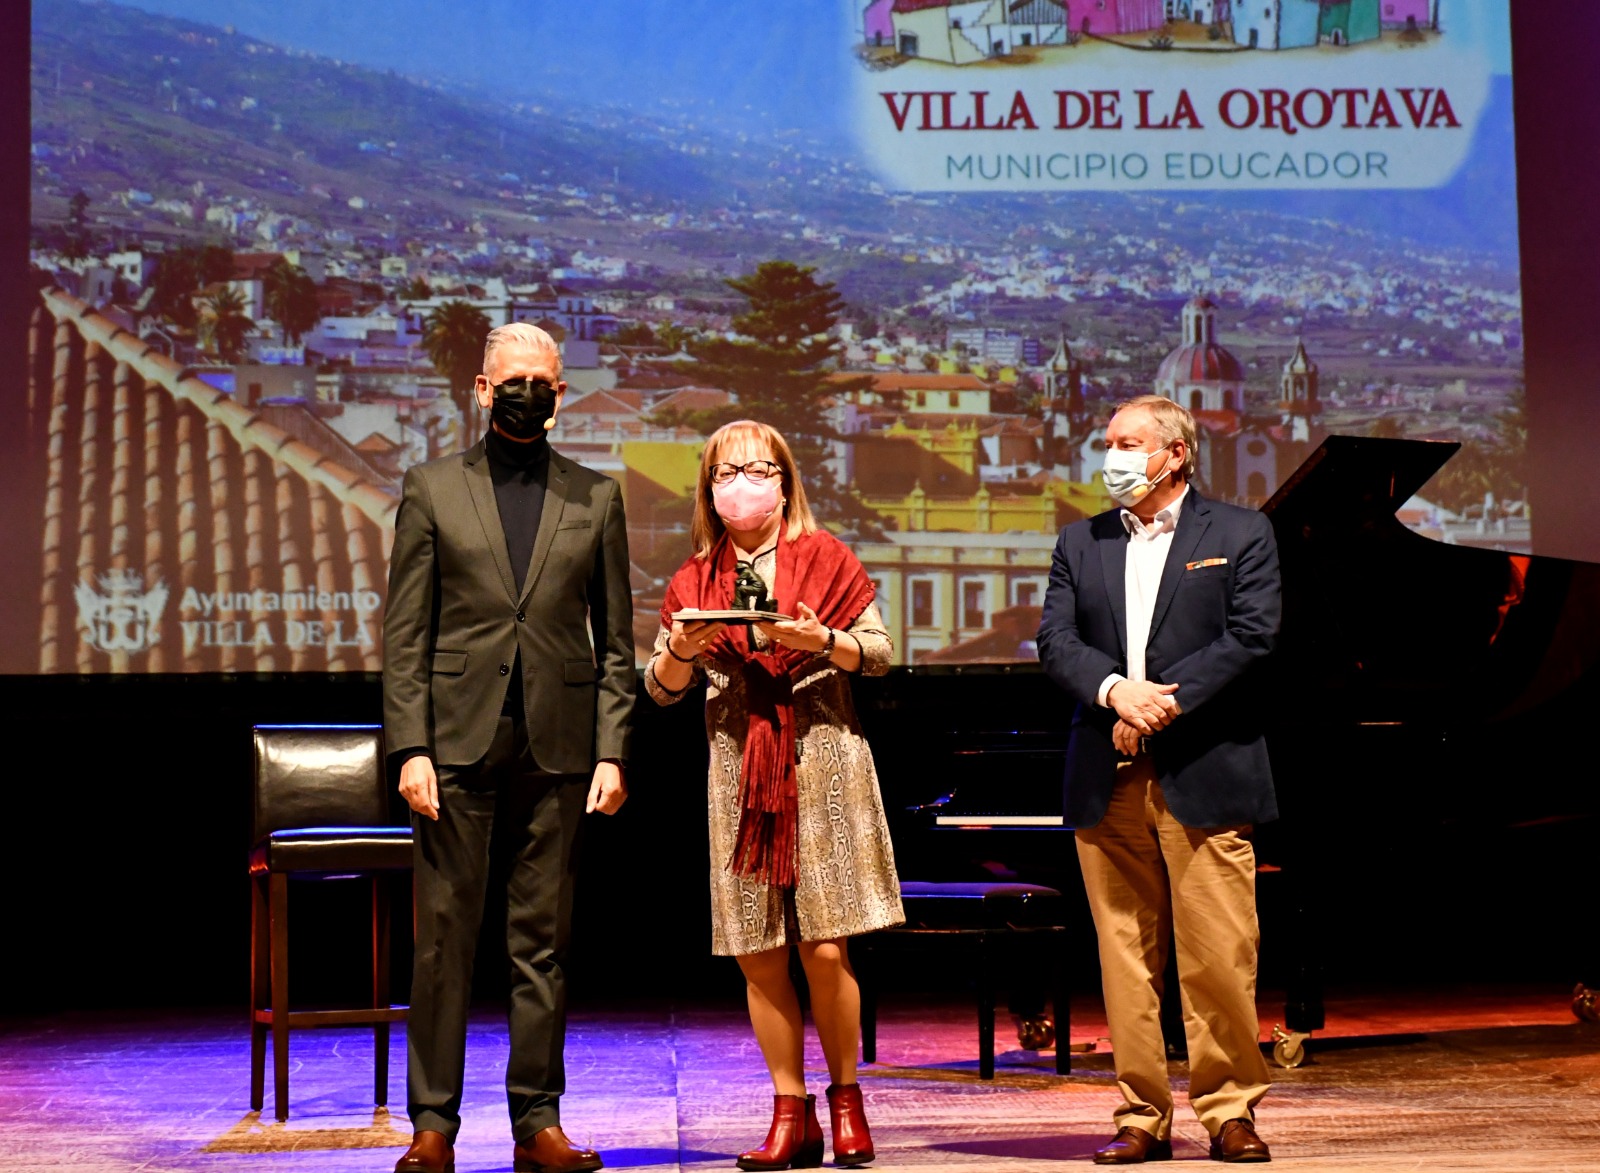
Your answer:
[1112,395,1199,479]
[690,420,818,558]
[483,321,563,377]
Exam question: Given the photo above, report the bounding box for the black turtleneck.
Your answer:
[485,428,550,594]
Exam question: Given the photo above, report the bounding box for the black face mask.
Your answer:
[490,377,558,440]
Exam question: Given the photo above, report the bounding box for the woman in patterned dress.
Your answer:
[646,420,904,1170]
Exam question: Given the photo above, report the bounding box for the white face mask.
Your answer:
[1102,442,1176,507]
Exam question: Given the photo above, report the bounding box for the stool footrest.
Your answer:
[253,1006,408,1028]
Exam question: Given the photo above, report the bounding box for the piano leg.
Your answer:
[1007,941,1049,1043]
[1054,926,1071,1075]
[856,936,878,1065]
[1280,868,1326,1036]
[977,931,995,1080]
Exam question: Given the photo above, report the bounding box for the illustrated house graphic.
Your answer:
[1234,0,1382,47]
[1380,0,1438,30]
[864,0,896,45]
[1073,0,1166,37]
[886,0,1074,63]
[1040,0,1162,38]
[1318,0,1380,45]
[1233,0,1321,49]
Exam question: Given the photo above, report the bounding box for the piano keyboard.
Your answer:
[935,814,1065,826]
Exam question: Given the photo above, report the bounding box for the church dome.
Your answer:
[1155,342,1244,385]
[1153,293,1246,413]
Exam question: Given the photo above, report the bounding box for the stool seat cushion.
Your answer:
[896,880,1065,929]
[249,827,413,876]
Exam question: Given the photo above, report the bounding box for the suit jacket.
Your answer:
[1035,489,1280,830]
[382,439,636,772]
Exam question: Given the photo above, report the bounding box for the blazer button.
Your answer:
[499,663,510,675]
[516,611,526,622]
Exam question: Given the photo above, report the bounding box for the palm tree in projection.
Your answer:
[423,300,493,426]
[263,260,321,346]
[197,287,255,363]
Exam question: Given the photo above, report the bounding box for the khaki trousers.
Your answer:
[1074,757,1270,1138]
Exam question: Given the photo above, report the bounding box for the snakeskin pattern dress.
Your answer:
[645,548,905,956]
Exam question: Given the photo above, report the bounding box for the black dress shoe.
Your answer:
[1094,1127,1172,1164]
[1209,1118,1271,1163]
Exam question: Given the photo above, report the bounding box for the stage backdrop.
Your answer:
[23,0,1527,672]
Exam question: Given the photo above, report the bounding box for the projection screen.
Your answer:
[21,0,1529,672]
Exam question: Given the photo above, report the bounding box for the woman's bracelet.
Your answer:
[646,660,692,698]
[665,637,696,664]
[811,628,837,661]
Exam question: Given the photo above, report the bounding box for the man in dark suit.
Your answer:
[383,322,635,1173]
[1037,395,1280,1165]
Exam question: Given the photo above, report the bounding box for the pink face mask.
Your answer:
[712,473,783,531]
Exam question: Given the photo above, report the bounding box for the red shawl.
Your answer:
[660,529,875,888]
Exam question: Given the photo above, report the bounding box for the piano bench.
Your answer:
[857,881,1071,1079]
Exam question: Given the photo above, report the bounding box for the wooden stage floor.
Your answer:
[3,987,1599,1172]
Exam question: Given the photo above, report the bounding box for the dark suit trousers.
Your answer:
[408,713,587,1143]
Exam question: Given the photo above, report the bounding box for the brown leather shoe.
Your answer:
[1209,1118,1271,1163]
[395,1130,454,1173]
[512,1125,604,1173]
[1093,1127,1172,1165]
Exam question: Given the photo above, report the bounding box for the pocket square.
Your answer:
[1186,557,1228,570]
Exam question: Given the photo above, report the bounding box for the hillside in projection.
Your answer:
[23,0,1524,672]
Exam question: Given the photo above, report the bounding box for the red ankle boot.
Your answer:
[736,1093,824,1171]
[826,1083,875,1167]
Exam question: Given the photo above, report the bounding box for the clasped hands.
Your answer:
[1108,679,1182,758]
[398,755,627,822]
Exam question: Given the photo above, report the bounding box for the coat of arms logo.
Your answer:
[74,570,170,655]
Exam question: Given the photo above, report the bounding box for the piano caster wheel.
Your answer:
[1017,1014,1056,1051]
[1271,1024,1310,1068]
[1573,984,1600,1023]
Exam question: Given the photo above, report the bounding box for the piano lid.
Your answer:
[1261,435,1600,724]
[1262,435,1459,537]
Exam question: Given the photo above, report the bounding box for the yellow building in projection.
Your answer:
[610,409,1113,664]
[845,417,1112,662]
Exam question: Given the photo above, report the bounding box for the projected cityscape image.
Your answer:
[25,0,1525,672]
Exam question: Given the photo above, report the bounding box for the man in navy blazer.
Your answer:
[1037,395,1279,1165]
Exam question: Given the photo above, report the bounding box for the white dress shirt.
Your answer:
[1097,485,1189,707]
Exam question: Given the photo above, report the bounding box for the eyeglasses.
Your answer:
[709,460,781,485]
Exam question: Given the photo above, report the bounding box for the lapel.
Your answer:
[517,449,570,607]
[463,440,517,603]
[1096,511,1129,660]
[1147,488,1211,647]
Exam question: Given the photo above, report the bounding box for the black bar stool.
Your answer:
[249,724,413,1121]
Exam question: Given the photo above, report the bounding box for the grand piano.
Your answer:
[860,435,1600,1061]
